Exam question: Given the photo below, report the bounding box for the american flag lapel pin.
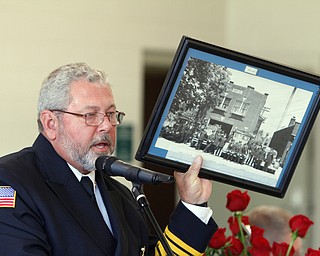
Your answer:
[0,186,16,208]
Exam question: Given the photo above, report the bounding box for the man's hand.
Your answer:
[174,155,212,205]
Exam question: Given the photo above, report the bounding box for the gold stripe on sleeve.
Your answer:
[154,226,203,256]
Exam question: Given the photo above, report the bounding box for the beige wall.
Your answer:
[1,0,319,250]
[0,0,227,156]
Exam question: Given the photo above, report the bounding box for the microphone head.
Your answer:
[95,155,174,184]
[95,156,117,174]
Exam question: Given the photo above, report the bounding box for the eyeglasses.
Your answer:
[51,109,125,126]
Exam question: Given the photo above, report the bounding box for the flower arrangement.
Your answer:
[204,189,319,256]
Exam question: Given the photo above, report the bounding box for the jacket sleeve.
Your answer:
[154,201,218,255]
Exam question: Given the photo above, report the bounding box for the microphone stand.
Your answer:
[131,182,174,256]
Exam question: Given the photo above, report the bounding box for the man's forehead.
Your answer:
[68,81,115,110]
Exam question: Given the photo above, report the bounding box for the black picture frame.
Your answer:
[135,36,320,198]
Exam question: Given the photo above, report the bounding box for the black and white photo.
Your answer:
[136,36,320,197]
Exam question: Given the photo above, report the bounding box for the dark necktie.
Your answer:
[80,176,116,254]
[80,176,95,200]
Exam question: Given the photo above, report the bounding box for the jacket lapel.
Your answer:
[96,171,130,255]
[33,134,115,256]
[96,171,144,255]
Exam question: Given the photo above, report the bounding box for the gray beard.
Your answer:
[59,126,114,172]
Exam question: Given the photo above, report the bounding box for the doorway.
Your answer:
[142,62,175,230]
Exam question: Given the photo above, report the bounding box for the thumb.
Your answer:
[189,155,203,176]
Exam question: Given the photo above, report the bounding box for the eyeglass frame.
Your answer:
[50,109,125,126]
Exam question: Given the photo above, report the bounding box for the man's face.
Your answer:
[54,80,117,173]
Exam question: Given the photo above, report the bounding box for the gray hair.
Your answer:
[248,205,292,244]
[37,62,109,132]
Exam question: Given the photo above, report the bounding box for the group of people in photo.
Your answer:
[160,120,279,174]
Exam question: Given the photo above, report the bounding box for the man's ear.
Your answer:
[40,110,59,140]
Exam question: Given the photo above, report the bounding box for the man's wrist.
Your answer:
[181,201,212,224]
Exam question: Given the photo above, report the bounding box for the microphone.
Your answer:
[95,156,174,185]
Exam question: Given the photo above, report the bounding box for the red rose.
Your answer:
[289,214,314,238]
[226,190,250,212]
[224,236,244,256]
[248,235,271,256]
[250,225,265,239]
[272,242,295,256]
[208,228,227,249]
[228,215,249,236]
[305,248,320,256]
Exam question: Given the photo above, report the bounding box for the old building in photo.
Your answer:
[206,81,269,143]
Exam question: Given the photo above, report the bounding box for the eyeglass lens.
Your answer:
[85,112,124,126]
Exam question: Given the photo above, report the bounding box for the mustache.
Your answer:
[91,133,113,147]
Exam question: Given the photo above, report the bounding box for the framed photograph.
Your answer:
[135,36,320,197]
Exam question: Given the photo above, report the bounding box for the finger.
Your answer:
[174,155,203,178]
[188,155,203,176]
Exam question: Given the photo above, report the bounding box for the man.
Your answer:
[248,205,302,256]
[0,63,217,255]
